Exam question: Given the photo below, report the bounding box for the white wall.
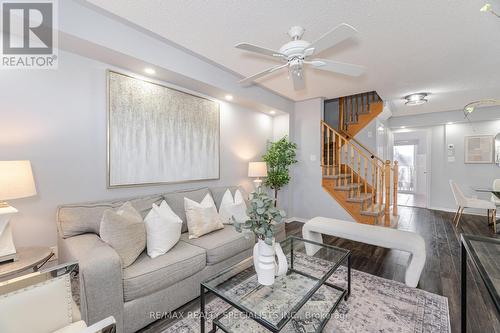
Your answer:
[272,114,290,142]
[433,120,500,210]
[289,98,354,221]
[391,117,500,212]
[0,50,273,247]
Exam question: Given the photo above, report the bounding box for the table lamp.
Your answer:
[248,162,268,191]
[0,161,37,263]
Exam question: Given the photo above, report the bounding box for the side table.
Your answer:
[0,246,54,280]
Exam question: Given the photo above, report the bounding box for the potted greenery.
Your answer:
[233,191,287,285]
[262,136,297,206]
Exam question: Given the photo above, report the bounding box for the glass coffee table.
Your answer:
[461,234,500,332]
[200,236,351,332]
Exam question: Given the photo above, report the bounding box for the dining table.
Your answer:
[473,187,500,224]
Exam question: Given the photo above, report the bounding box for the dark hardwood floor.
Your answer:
[285,206,500,333]
[141,206,500,333]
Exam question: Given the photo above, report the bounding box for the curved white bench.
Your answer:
[302,217,426,288]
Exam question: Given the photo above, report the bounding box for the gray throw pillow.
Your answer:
[100,202,146,268]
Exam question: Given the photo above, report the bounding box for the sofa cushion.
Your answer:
[163,188,210,233]
[180,227,255,265]
[57,195,163,238]
[122,241,206,301]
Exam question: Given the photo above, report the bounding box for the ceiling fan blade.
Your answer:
[309,23,358,55]
[235,43,286,59]
[238,64,288,85]
[292,72,305,90]
[308,59,365,77]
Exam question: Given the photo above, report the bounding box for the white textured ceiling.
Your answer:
[85,0,500,116]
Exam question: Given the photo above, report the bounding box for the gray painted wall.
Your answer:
[0,51,274,247]
[391,116,500,212]
[432,120,500,210]
[289,98,354,221]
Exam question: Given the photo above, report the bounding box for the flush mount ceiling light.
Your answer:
[224,94,234,101]
[269,110,276,115]
[404,93,428,106]
[144,67,156,75]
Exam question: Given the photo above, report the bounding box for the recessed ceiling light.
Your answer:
[404,93,428,106]
[269,110,276,115]
[447,122,454,125]
[144,67,156,75]
[225,94,233,101]
[400,126,406,129]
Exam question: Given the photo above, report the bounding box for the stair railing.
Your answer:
[339,91,382,131]
[321,121,398,222]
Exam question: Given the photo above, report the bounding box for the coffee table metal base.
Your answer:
[200,246,351,333]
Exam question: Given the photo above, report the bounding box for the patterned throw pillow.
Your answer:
[100,202,146,267]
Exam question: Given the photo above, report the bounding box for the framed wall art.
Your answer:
[107,71,220,187]
[464,135,494,164]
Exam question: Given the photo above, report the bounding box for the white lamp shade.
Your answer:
[0,161,37,201]
[248,162,268,178]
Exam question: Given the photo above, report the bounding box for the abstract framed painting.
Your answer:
[464,135,494,164]
[107,70,220,187]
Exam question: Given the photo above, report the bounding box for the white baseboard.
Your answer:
[429,206,500,218]
[285,217,308,223]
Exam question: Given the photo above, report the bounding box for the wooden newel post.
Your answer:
[393,160,399,216]
[384,160,391,223]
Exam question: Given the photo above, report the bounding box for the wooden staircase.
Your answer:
[339,91,384,137]
[321,92,399,226]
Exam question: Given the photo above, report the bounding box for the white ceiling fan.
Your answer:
[235,24,365,90]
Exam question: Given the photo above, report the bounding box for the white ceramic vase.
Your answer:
[253,239,288,286]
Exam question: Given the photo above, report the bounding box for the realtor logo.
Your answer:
[1,0,58,69]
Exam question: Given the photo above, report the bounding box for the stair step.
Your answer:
[360,204,385,216]
[335,183,361,191]
[346,193,373,203]
[323,173,351,180]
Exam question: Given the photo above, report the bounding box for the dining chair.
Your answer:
[492,179,500,207]
[449,180,497,233]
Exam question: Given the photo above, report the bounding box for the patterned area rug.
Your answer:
[162,253,450,332]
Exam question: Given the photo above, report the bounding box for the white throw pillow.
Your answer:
[219,189,249,224]
[144,200,183,258]
[184,194,224,239]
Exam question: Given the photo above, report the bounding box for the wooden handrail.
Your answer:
[321,120,398,223]
[321,121,383,167]
[338,128,384,164]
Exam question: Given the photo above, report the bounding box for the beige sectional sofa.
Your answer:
[57,186,286,333]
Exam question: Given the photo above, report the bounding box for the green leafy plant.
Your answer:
[262,136,298,205]
[233,191,285,245]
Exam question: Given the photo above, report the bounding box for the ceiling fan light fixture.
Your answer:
[464,106,475,114]
[480,3,492,12]
[404,93,428,106]
[235,23,364,91]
